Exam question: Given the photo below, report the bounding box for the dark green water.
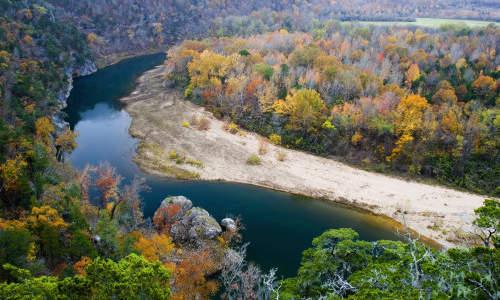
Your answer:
[64,53,399,277]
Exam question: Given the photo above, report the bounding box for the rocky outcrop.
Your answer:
[57,59,98,108]
[155,196,223,245]
[221,218,237,232]
[72,59,98,77]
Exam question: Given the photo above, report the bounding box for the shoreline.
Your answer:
[122,65,489,249]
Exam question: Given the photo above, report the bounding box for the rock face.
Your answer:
[156,196,222,244]
[57,59,98,107]
[73,59,98,77]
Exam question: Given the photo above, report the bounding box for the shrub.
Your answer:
[276,150,287,162]
[190,115,200,126]
[246,155,262,165]
[269,134,282,145]
[169,151,178,160]
[176,157,184,164]
[182,121,190,127]
[223,122,239,134]
[239,49,250,56]
[198,117,210,130]
[258,138,268,155]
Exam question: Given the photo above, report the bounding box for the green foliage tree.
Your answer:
[0,254,172,300]
[0,229,32,282]
[279,200,500,299]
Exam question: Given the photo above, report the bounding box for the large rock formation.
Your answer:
[155,196,223,244]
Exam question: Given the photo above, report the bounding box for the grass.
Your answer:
[163,165,200,179]
[246,154,262,165]
[348,18,499,28]
[186,158,204,168]
[135,142,199,179]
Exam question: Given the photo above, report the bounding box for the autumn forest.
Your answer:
[0,0,499,299]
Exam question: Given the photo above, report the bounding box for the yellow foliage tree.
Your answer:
[55,127,78,162]
[27,206,68,231]
[388,95,429,163]
[35,117,54,149]
[273,89,326,130]
[188,50,232,89]
[0,156,27,192]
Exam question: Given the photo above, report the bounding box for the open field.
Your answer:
[350,17,499,28]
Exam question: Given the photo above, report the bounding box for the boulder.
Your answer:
[159,195,193,213]
[156,196,222,244]
[221,218,237,232]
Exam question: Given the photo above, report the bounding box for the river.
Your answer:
[64,53,399,277]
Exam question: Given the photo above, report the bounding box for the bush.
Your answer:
[169,151,178,160]
[269,134,282,145]
[223,122,239,134]
[246,155,262,165]
[276,150,287,162]
[190,115,200,126]
[198,117,210,131]
[182,121,190,127]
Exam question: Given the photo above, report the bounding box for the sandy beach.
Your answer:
[122,65,488,248]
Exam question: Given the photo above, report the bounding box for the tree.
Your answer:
[85,254,171,299]
[172,251,218,300]
[255,63,274,81]
[432,88,457,105]
[133,232,174,263]
[55,127,78,162]
[473,199,499,248]
[405,63,420,88]
[26,206,68,265]
[35,117,54,149]
[0,156,27,194]
[472,75,496,102]
[95,212,119,259]
[273,89,326,130]
[388,95,429,164]
[187,50,232,90]
[94,162,122,209]
[0,229,33,282]
[0,254,172,300]
[280,223,499,299]
[69,230,97,261]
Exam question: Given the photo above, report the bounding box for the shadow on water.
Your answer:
[64,53,401,277]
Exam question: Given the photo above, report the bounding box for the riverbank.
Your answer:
[95,47,167,69]
[122,65,487,249]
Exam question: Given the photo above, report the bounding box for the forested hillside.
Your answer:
[28,0,500,65]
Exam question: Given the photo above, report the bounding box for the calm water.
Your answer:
[64,53,399,277]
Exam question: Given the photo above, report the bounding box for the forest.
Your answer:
[0,0,498,299]
[165,25,499,194]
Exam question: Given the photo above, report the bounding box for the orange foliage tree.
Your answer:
[172,251,219,300]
